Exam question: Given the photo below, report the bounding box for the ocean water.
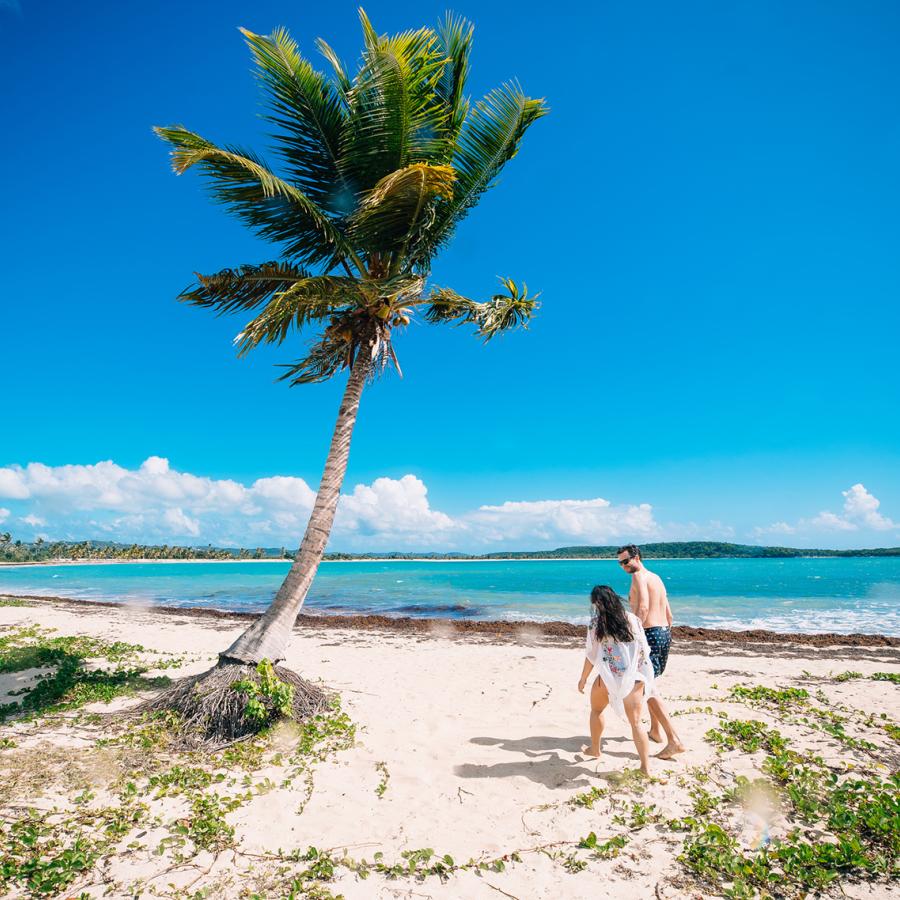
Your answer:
[1,557,899,636]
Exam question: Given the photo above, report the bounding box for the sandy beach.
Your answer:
[0,595,897,898]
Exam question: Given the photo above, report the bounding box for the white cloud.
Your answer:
[0,456,673,550]
[162,507,201,537]
[841,483,895,531]
[337,475,456,545]
[0,468,29,499]
[807,510,858,532]
[0,508,9,524]
[751,483,896,542]
[467,497,657,545]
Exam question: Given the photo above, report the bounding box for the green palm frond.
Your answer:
[316,37,352,98]
[348,163,456,256]
[278,334,352,385]
[423,277,540,341]
[179,262,309,315]
[412,83,548,267]
[234,276,361,356]
[154,126,363,270]
[339,12,449,193]
[435,13,473,144]
[240,27,348,215]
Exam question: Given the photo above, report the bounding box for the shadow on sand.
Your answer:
[454,734,637,789]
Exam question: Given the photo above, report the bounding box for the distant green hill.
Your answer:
[323,542,900,560]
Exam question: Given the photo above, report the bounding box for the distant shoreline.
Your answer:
[0,554,866,569]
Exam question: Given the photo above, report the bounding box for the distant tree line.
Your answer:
[322,541,900,560]
[0,534,897,564]
[0,534,291,563]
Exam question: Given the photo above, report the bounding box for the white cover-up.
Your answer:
[585,611,656,720]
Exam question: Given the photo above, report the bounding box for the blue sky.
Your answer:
[1,0,898,550]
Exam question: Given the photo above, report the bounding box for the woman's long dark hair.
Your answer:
[590,585,633,643]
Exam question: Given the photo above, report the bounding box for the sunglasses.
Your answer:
[617,557,632,567]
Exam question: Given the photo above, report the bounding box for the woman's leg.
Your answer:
[582,676,609,757]
[623,682,651,775]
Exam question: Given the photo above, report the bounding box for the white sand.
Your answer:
[0,598,898,898]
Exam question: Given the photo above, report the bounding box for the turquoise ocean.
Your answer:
[1,557,899,636]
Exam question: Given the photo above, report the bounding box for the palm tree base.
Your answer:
[142,659,330,748]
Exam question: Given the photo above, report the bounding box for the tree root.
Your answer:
[141,659,330,748]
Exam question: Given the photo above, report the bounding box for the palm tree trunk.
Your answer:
[222,345,372,665]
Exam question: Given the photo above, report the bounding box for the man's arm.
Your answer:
[665,597,673,627]
[634,575,650,624]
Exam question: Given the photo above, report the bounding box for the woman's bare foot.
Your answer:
[655,741,686,760]
[640,764,651,776]
[580,744,602,758]
[648,729,664,743]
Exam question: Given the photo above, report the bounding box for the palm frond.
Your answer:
[240,27,348,215]
[154,126,361,270]
[358,8,380,51]
[315,37,352,98]
[423,277,540,341]
[339,15,449,193]
[278,333,352,385]
[412,83,547,267]
[234,276,361,356]
[435,13,473,144]
[348,163,455,256]
[179,262,308,315]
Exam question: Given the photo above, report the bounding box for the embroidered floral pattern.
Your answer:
[602,642,626,676]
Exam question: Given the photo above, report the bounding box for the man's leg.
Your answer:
[645,626,667,741]
[648,702,664,743]
[647,696,685,759]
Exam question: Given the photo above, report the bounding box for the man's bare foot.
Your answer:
[648,729,664,743]
[580,744,602,758]
[655,742,686,760]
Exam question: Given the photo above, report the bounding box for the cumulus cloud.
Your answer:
[162,507,201,537]
[841,483,895,531]
[0,468,28,499]
[0,508,9,524]
[337,476,456,545]
[752,483,896,541]
[0,457,671,551]
[468,497,656,545]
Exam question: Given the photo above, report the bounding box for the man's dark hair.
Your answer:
[616,544,642,560]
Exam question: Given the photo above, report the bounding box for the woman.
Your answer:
[577,584,660,774]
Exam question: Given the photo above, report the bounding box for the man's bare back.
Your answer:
[627,567,672,628]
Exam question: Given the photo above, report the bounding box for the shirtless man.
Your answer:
[617,544,685,759]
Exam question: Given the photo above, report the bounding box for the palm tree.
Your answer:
[154,10,546,741]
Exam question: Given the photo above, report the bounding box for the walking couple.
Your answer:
[577,544,686,774]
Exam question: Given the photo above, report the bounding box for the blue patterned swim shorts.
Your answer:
[644,626,671,677]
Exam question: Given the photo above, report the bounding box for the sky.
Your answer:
[1,0,898,552]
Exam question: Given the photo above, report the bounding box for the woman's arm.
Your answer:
[578,657,593,693]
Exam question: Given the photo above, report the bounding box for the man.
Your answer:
[617,543,685,759]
